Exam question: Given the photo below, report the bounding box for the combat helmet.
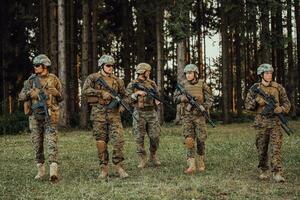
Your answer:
[33,54,51,67]
[136,63,151,74]
[257,63,274,76]
[184,64,199,74]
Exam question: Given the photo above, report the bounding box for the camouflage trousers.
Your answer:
[92,111,125,165]
[132,108,160,156]
[182,115,207,158]
[254,116,283,173]
[29,115,58,164]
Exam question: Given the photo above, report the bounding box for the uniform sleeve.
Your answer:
[126,81,138,101]
[116,78,129,99]
[245,85,257,110]
[18,80,31,101]
[152,82,160,96]
[203,83,213,109]
[173,87,183,104]
[82,75,101,97]
[278,85,291,114]
[55,77,64,102]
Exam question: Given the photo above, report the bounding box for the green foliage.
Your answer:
[0,112,28,135]
[167,0,194,42]
[0,122,299,199]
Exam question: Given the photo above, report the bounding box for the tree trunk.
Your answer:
[295,0,300,106]
[196,0,204,79]
[91,0,98,72]
[288,0,296,118]
[221,0,230,124]
[80,0,89,128]
[156,2,164,123]
[136,2,146,63]
[50,0,58,75]
[67,0,79,125]
[0,0,8,113]
[174,40,186,123]
[57,0,68,126]
[259,1,270,63]
[275,1,285,85]
[121,0,132,86]
[40,0,49,53]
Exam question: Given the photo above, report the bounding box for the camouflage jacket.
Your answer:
[18,73,63,112]
[245,81,291,128]
[126,78,159,108]
[174,79,213,116]
[82,71,127,108]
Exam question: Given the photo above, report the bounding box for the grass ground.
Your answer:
[0,121,299,200]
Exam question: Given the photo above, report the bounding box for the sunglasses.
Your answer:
[105,64,114,68]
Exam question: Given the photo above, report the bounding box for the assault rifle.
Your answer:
[95,77,138,121]
[176,83,216,128]
[30,74,55,134]
[251,84,293,136]
[132,82,175,111]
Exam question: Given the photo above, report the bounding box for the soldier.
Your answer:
[82,55,129,179]
[126,63,161,169]
[18,54,63,181]
[174,64,213,174]
[245,64,291,182]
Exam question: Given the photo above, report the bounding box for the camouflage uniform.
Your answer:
[18,57,63,165]
[126,64,161,166]
[174,79,213,158]
[245,82,291,175]
[83,71,127,166]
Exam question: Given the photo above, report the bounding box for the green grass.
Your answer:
[1,122,299,200]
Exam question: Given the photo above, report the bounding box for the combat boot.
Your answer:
[273,172,285,182]
[197,155,205,172]
[115,163,129,178]
[259,170,270,180]
[137,155,147,168]
[98,164,109,179]
[34,163,46,180]
[185,158,196,174]
[149,152,161,166]
[49,162,59,182]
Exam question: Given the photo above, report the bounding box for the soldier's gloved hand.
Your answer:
[47,87,60,96]
[274,106,283,114]
[102,91,112,100]
[135,90,147,97]
[30,88,40,99]
[180,95,189,103]
[255,96,265,106]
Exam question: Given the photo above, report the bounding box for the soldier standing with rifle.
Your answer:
[174,64,213,174]
[18,54,63,182]
[82,55,129,179]
[245,64,291,182]
[126,63,161,169]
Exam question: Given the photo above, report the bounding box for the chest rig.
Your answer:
[133,79,155,108]
[184,80,204,104]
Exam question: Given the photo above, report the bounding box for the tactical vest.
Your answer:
[257,82,280,113]
[29,73,60,109]
[184,80,205,104]
[94,74,120,92]
[133,79,156,108]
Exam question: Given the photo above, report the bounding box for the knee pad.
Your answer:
[96,140,107,153]
[184,137,194,149]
